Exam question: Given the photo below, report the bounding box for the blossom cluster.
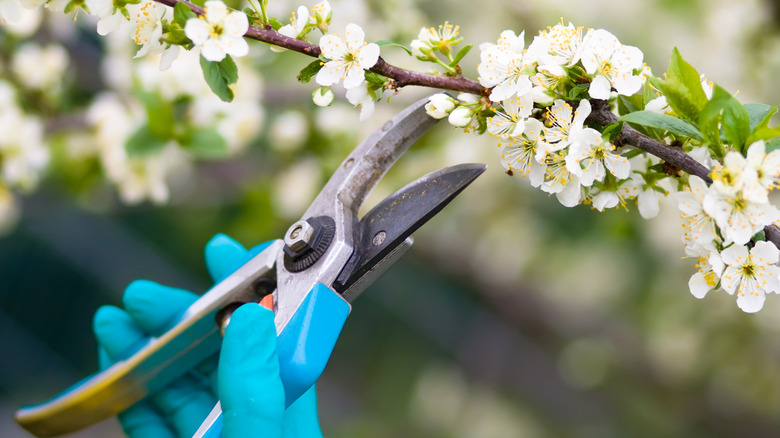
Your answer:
[0,81,49,227]
[680,142,780,312]
[2,0,780,315]
[315,21,380,120]
[427,24,649,212]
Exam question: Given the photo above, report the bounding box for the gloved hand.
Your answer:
[92,234,323,438]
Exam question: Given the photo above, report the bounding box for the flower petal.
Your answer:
[201,39,226,62]
[185,19,211,45]
[588,75,612,100]
[315,61,345,86]
[356,43,380,69]
[344,23,365,51]
[224,11,249,37]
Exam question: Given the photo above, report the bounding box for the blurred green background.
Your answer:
[5,0,780,437]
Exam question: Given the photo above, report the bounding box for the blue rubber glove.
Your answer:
[93,234,323,438]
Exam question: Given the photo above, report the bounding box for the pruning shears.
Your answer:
[15,96,486,437]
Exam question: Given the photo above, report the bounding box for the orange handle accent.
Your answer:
[260,294,274,310]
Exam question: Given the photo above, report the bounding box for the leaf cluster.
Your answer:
[619,48,780,162]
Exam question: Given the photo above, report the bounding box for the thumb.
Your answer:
[219,304,285,437]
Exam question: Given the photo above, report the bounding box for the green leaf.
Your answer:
[601,121,624,142]
[135,91,175,140]
[200,55,238,102]
[375,40,412,56]
[182,128,229,159]
[297,59,323,83]
[617,94,643,116]
[268,17,284,30]
[649,49,707,123]
[567,84,589,100]
[700,85,750,153]
[766,137,780,152]
[364,71,386,87]
[125,125,167,157]
[666,48,707,107]
[649,77,702,124]
[621,148,644,159]
[642,82,659,107]
[745,104,780,145]
[450,44,473,66]
[745,103,775,131]
[621,110,703,140]
[173,2,196,27]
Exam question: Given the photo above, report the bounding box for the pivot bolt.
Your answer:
[284,220,315,253]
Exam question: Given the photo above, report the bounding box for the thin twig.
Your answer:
[587,99,780,249]
[159,0,780,248]
[156,0,487,94]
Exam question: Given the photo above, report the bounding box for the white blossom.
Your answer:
[11,43,68,91]
[411,22,461,60]
[720,241,780,313]
[129,0,179,69]
[478,30,534,103]
[309,0,331,33]
[527,22,584,76]
[499,118,546,187]
[742,140,780,204]
[704,157,780,245]
[580,29,644,99]
[0,0,42,37]
[345,84,374,121]
[425,93,455,119]
[688,250,725,299]
[589,176,639,211]
[562,101,629,187]
[312,87,334,106]
[185,0,249,62]
[0,110,48,191]
[541,99,586,155]
[316,23,379,89]
[487,95,533,138]
[677,176,719,254]
[540,149,582,207]
[278,5,309,40]
[447,106,472,128]
[85,0,126,36]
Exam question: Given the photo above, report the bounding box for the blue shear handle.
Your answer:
[278,283,351,407]
[196,284,349,437]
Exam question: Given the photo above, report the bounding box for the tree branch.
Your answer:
[157,0,488,95]
[159,0,780,249]
[587,99,780,249]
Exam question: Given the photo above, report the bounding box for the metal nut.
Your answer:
[284,220,315,253]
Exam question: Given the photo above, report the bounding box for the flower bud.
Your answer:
[425,93,455,119]
[448,106,473,127]
[312,87,334,107]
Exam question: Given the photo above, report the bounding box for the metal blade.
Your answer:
[334,163,486,300]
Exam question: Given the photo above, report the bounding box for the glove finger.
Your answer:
[149,373,216,438]
[219,303,285,438]
[194,353,220,394]
[122,280,199,336]
[118,401,176,438]
[99,344,175,438]
[282,386,323,437]
[205,234,248,283]
[93,305,146,360]
[95,301,215,437]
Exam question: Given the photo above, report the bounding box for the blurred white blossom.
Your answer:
[11,42,69,92]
